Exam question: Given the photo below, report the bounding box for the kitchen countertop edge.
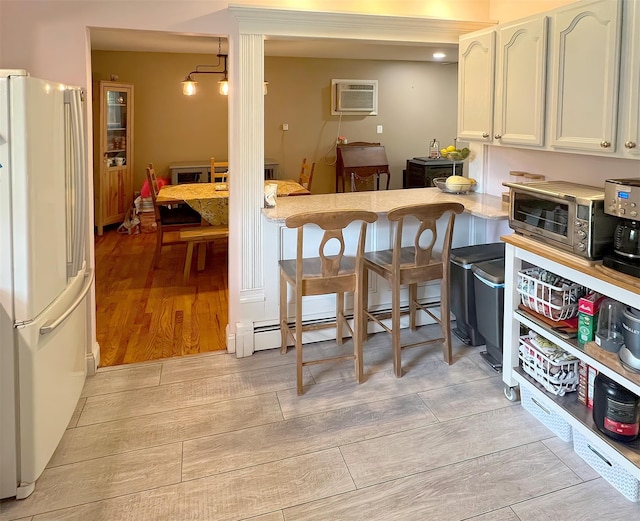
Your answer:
[262,188,508,223]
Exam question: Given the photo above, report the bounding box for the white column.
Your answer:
[227,32,264,355]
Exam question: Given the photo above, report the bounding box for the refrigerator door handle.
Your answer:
[64,88,87,279]
[39,269,94,335]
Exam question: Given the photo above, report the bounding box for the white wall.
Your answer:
[0,0,496,87]
[479,145,639,197]
[490,0,576,22]
[0,1,234,86]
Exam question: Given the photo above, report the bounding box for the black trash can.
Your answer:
[449,243,505,346]
[472,257,506,371]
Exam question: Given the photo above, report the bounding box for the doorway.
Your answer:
[90,36,230,367]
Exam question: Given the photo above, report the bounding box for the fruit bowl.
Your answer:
[440,146,470,162]
[433,177,477,194]
[445,151,466,162]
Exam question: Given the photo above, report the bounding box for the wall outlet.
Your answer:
[376,125,383,134]
[282,123,289,131]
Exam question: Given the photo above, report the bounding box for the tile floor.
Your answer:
[1,327,640,520]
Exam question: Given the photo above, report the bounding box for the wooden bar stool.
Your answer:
[360,202,464,377]
[279,210,378,395]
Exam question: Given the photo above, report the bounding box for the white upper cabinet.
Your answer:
[458,30,495,142]
[619,0,640,157]
[494,17,548,147]
[458,17,548,148]
[548,0,622,153]
[457,0,637,160]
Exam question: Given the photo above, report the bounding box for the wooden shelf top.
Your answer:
[502,234,640,296]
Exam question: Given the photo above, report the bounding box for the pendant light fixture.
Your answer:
[181,37,229,96]
[181,37,268,96]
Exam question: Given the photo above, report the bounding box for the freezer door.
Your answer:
[15,268,89,496]
[9,75,69,322]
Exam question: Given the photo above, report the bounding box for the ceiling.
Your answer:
[90,28,459,63]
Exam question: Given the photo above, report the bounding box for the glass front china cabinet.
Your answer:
[93,81,134,235]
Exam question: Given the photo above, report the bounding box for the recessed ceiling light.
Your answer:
[433,52,446,60]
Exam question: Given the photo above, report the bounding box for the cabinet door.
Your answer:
[549,0,622,153]
[103,85,132,174]
[494,17,548,147]
[94,82,134,234]
[458,30,495,142]
[620,0,640,158]
[102,168,133,226]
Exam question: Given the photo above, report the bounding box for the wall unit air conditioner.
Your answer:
[331,79,378,115]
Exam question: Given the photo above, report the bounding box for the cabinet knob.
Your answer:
[600,140,611,148]
[624,141,637,149]
[494,134,502,139]
[482,132,490,138]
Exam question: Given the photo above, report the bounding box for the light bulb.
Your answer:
[182,78,197,96]
[218,79,229,96]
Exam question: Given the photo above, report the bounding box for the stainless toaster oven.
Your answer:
[504,180,618,260]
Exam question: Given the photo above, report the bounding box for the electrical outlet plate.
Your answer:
[376,125,383,134]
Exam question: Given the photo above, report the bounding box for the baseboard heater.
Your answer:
[253,299,443,334]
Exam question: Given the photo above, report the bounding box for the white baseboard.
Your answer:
[86,341,100,376]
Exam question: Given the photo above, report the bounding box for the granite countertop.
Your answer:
[263,187,508,223]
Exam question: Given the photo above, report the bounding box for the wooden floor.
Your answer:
[94,226,228,367]
[2,329,639,520]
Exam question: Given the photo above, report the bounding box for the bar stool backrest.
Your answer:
[387,202,464,277]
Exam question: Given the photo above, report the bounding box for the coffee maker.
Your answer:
[603,179,640,278]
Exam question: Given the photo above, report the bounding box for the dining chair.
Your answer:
[146,163,202,268]
[211,156,229,183]
[360,202,464,377]
[279,209,378,395]
[297,158,315,192]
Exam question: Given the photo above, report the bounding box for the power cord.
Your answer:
[323,112,343,167]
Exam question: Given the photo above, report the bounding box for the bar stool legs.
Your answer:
[279,210,378,395]
[361,202,464,377]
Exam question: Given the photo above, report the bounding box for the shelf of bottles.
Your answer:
[105,89,128,168]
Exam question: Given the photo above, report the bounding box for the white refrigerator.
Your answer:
[0,70,93,499]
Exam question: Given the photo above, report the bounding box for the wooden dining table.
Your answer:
[157,179,309,226]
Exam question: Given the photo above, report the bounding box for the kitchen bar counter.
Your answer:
[255,187,509,353]
[262,187,508,222]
